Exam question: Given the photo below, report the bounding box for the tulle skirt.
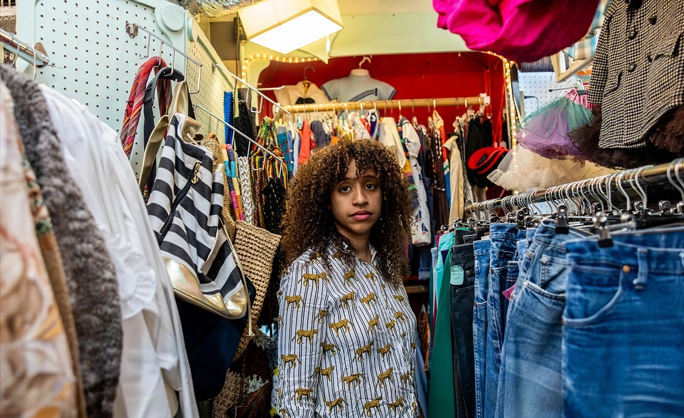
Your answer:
[516,97,592,160]
[568,105,683,169]
[487,146,618,191]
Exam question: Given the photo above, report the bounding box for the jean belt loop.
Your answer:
[680,252,684,270]
[634,248,648,290]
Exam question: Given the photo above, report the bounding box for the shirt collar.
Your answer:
[331,242,378,265]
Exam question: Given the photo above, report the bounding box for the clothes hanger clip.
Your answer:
[594,213,613,248]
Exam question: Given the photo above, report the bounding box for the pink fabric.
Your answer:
[433,0,601,63]
[502,283,515,301]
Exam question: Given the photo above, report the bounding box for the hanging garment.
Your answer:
[562,228,684,417]
[322,73,396,102]
[0,65,123,418]
[310,120,331,149]
[428,128,450,230]
[298,119,314,165]
[465,117,494,188]
[119,57,170,157]
[516,97,592,160]
[379,117,420,208]
[589,0,684,149]
[428,235,456,418]
[238,156,255,224]
[570,0,684,167]
[433,0,601,63]
[0,81,78,418]
[432,111,451,203]
[274,81,330,107]
[443,135,465,223]
[487,145,616,191]
[400,117,432,246]
[235,100,257,157]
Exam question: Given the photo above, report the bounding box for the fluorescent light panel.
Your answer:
[249,9,341,54]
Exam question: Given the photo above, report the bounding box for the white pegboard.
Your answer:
[17,0,233,143]
[186,24,234,145]
[518,72,580,117]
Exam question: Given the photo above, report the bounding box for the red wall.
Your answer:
[257,52,505,145]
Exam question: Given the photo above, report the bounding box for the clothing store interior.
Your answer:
[2,0,684,417]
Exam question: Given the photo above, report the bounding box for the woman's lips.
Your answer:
[351,211,372,221]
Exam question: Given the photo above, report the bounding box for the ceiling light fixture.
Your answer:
[238,0,343,55]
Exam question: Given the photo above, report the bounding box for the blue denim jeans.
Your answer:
[485,224,517,418]
[473,239,491,418]
[501,221,584,418]
[563,227,684,418]
[451,243,476,418]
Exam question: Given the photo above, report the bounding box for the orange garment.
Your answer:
[331,135,340,145]
[298,120,313,165]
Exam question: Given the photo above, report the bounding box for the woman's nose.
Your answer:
[352,188,368,205]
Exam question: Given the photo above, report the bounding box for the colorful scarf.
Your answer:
[119,57,170,157]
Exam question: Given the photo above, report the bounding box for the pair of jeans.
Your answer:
[472,239,491,418]
[428,246,456,418]
[484,224,517,418]
[563,227,684,418]
[451,243,476,418]
[501,221,583,418]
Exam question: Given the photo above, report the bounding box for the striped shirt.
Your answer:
[275,246,418,418]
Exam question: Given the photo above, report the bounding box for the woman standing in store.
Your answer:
[275,139,418,417]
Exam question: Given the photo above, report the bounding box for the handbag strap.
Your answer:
[138,114,169,194]
[143,66,184,149]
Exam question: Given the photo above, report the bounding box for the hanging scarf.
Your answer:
[119,57,171,157]
[250,118,287,231]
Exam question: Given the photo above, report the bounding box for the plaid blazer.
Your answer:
[588,0,684,149]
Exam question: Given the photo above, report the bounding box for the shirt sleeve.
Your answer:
[587,4,614,105]
[276,259,329,418]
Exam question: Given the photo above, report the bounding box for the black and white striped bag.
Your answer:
[146,112,247,319]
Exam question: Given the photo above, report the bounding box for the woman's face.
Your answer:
[330,159,382,241]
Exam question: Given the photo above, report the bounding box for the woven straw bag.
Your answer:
[232,221,281,360]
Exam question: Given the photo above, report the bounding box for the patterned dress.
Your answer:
[275,246,418,418]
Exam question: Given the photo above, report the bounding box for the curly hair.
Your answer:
[281,139,413,285]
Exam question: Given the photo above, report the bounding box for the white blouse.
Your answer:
[275,246,418,418]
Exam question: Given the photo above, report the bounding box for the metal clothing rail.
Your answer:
[465,159,684,215]
[0,28,49,68]
[281,96,490,114]
[212,64,291,116]
[193,104,286,165]
[125,22,203,94]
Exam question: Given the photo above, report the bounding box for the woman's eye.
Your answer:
[365,183,378,191]
[339,186,352,193]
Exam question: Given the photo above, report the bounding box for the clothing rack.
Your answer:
[124,22,203,94]
[1,28,50,68]
[193,104,286,165]
[212,64,291,116]
[281,96,490,114]
[465,159,684,215]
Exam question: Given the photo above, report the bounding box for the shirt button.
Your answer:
[628,63,637,72]
[627,30,637,40]
[622,265,631,273]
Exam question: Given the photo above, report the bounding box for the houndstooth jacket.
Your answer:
[588,0,684,149]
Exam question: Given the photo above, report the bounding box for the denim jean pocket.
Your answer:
[563,267,624,327]
[539,255,569,294]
